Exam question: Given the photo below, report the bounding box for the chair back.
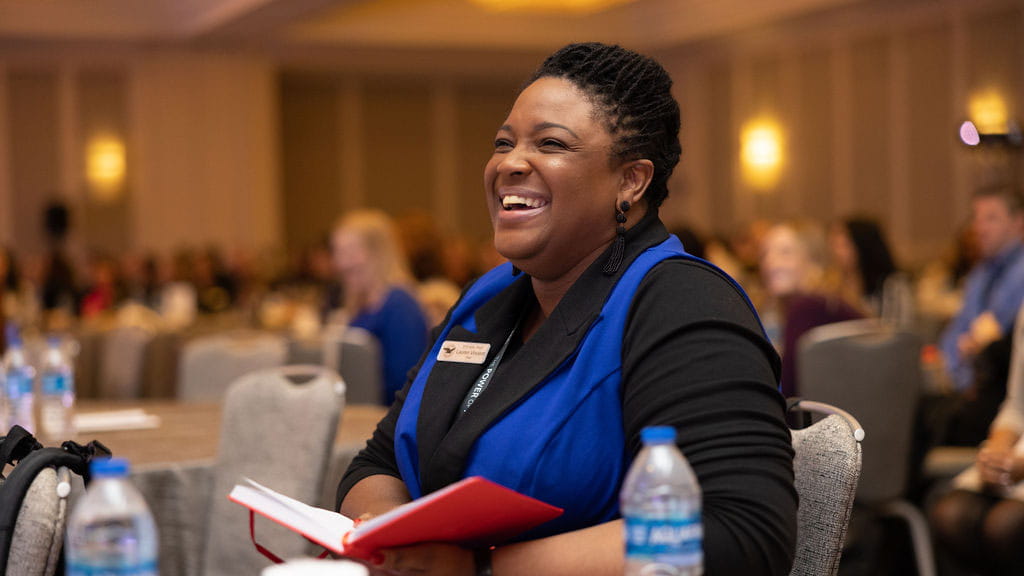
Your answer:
[178,331,288,401]
[326,327,383,405]
[72,328,104,399]
[797,320,922,503]
[98,325,156,398]
[286,327,384,405]
[5,467,69,576]
[788,400,864,576]
[201,365,345,576]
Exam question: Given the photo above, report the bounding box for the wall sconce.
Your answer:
[968,89,1009,134]
[741,118,785,191]
[959,89,1021,148]
[85,133,126,202]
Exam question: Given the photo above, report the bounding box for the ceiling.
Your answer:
[0,0,869,52]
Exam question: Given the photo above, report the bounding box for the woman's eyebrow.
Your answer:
[535,122,579,138]
[496,122,580,139]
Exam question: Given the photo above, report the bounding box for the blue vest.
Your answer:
[394,236,744,538]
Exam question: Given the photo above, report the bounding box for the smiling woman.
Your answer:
[336,42,796,576]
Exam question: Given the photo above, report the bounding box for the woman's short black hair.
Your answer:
[527,42,681,209]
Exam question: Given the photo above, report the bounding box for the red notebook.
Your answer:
[229,476,563,560]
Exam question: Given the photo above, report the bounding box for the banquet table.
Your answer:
[67,400,387,576]
[72,400,385,469]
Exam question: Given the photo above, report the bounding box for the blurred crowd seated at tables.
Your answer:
[2,187,1022,571]
[0,207,504,404]
[0,201,971,399]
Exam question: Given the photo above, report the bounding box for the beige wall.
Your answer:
[130,52,281,254]
[0,49,282,259]
[278,72,516,253]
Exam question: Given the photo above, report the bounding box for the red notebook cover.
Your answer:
[229,476,563,560]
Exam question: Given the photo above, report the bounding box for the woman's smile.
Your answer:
[496,187,551,224]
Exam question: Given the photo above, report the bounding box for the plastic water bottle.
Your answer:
[66,458,159,576]
[39,335,75,439]
[621,426,703,576]
[2,323,35,433]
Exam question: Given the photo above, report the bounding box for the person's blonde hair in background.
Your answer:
[330,209,429,405]
[416,277,461,328]
[332,209,414,320]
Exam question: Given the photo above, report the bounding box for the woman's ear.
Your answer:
[619,159,654,207]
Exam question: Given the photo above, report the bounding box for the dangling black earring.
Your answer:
[603,200,631,275]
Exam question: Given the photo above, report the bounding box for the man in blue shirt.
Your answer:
[940,184,1024,392]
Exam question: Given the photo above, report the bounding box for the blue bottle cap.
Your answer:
[91,457,130,478]
[641,426,677,444]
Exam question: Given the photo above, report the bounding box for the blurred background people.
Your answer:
[760,220,864,397]
[828,216,900,316]
[329,209,429,404]
[929,306,1024,575]
[939,184,1024,394]
[119,252,162,310]
[0,247,18,353]
[916,222,981,343]
[39,202,79,329]
[79,252,121,320]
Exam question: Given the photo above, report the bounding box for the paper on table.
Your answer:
[74,409,162,432]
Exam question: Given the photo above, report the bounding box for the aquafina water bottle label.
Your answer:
[6,371,31,398]
[67,561,158,576]
[625,514,703,571]
[42,373,69,395]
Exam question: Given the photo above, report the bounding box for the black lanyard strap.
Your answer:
[459,320,519,415]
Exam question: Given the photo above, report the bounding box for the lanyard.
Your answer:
[459,320,520,415]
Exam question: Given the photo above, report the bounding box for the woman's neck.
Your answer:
[528,242,605,319]
[347,278,391,314]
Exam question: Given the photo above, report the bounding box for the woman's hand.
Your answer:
[978,445,1014,488]
[978,430,1022,489]
[367,543,475,576]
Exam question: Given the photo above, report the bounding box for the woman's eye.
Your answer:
[494,139,513,151]
[540,139,567,149]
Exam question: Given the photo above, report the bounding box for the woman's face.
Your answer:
[331,229,374,292]
[761,226,815,298]
[828,224,857,273]
[484,77,623,280]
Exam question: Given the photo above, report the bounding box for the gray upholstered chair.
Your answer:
[787,399,864,576]
[5,467,71,576]
[177,331,288,401]
[98,325,156,398]
[200,365,345,576]
[797,320,936,576]
[287,326,384,406]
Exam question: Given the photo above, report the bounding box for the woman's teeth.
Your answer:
[501,195,546,210]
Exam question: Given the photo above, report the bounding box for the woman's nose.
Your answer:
[496,147,530,177]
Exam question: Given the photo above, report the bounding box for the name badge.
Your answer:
[437,341,491,364]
